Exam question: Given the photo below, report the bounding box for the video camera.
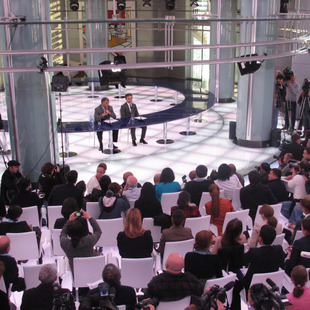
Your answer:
[302,78,310,94]
[52,283,75,310]
[283,67,294,82]
[135,297,159,310]
[182,175,187,184]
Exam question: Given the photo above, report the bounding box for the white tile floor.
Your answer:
[0,84,282,185]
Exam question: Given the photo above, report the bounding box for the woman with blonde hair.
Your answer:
[117,208,153,258]
[205,184,234,235]
[247,204,282,248]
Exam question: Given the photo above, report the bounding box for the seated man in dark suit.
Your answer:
[48,170,84,210]
[280,133,304,161]
[266,168,289,202]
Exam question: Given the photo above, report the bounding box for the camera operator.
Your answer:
[79,263,136,310]
[273,74,286,130]
[297,79,310,136]
[277,153,293,176]
[286,73,300,133]
[280,133,304,161]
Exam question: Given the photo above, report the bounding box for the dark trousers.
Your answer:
[285,100,296,130]
[96,130,118,148]
[130,126,147,141]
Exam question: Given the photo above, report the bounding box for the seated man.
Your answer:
[21,264,73,310]
[123,175,141,200]
[266,168,289,202]
[142,253,204,308]
[278,152,293,176]
[280,133,304,161]
[79,263,136,310]
[157,209,193,257]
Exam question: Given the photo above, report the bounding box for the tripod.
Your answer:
[297,93,310,134]
[57,93,65,175]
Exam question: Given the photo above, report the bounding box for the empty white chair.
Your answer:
[222,209,249,233]
[121,257,154,288]
[161,192,180,215]
[73,255,106,301]
[162,239,194,270]
[157,296,191,310]
[142,218,162,243]
[86,202,101,220]
[293,230,304,243]
[52,229,66,256]
[199,190,225,216]
[19,205,40,228]
[205,273,236,306]
[185,216,211,237]
[47,205,62,229]
[254,204,282,224]
[272,233,285,246]
[7,231,40,261]
[224,188,241,211]
[96,218,124,247]
[250,269,285,290]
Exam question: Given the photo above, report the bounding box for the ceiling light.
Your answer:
[70,0,79,11]
[190,1,199,8]
[143,0,151,8]
[165,0,175,10]
[117,0,126,11]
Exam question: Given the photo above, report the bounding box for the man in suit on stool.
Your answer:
[94,97,119,152]
[120,93,147,147]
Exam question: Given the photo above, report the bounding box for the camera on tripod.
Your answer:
[283,67,294,82]
[302,78,310,94]
[52,283,74,310]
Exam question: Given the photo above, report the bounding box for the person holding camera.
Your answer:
[286,74,300,133]
[273,74,286,130]
[278,152,293,176]
[298,79,310,136]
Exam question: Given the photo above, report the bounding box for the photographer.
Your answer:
[298,79,310,136]
[273,74,286,130]
[286,73,300,132]
[277,153,293,176]
[79,264,136,310]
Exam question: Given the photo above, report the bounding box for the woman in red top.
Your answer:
[170,191,200,218]
[205,184,234,235]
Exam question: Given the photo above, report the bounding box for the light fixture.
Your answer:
[70,0,79,11]
[38,57,48,73]
[143,0,151,8]
[117,0,126,11]
[165,0,175,10]
[190,0,198,8]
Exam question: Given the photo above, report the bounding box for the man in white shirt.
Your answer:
[123,175,141,200]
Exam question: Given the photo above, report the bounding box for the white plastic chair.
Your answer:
[162,239,194,270]
[52,229,66,256]
[204,273,236,306]
[222,209,249,233]
[142,218,162,243]
[86,202,101,220]
[0,276,6,293]
[272,233,285,246]
[199,190,225,216]
[161,192,180,215]
[7,231,40,261]
[128,199,136,209]
[157,296,191,310]
[250,269,285,290]
[293,230,304,243]
[254,204,282,224]
[96,218,124,247]
[121,257,154,289]
[19,205,40,228]
[184,216,211,237]
[47,205,62,229]
[23,263,57,290]
[224,188,241,211]
[73,255,106,301]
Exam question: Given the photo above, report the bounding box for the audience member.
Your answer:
[258,162,270,184]
[0,261,10,310]
[266,168,289,202]
[171,191,200,218]
[79,264,136,310]
[99,182,130,219]
[76,180,87,210]
[280,133,304,161]
[184,230,222,283]
[158,209,193,256]
[21,264,73,310]
[240,170,277,223]
[302,147,310,162]
[183,165,214,206]
[205,184,234,235]
[88,175,111,203]
[121,171,142,189]
[156,167,181,201]
[48,170,84,210]
[229,163,244,187]
[86,163,107,195]
[123,175,141,200]
[60,210,101,272]
[0,160,22,205]
[117,209,153,258]
[188,170,196,181]
[278,152,293,176]
[153,173,161,187]
[286,265,310,310]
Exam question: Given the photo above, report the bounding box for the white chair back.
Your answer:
[184,216,211,237]
[121,257,154,288]
[293,230,304,243]
[52,229,66,256]
[142,218,162,243]
[0,276,6,293]
[224,188,241,211]
[199,190,225,216]
[272,233,285,246]
[19,206,40,228]
[128,199,136,209]
[162,239,194,270]
[254,204,282,224]
[86,202,101,220]
[157,296,191,310]
[47,205,62,229]
[250,270,285,290]
[7,231,39,261]
[222,209,249,233]
[161,192,180,215]
[96,218,124,247]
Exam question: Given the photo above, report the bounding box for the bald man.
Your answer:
[142,253,203,307]
[123,175,141,200]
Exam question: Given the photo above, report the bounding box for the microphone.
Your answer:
[266,278,279,292]
[223,281,235,291]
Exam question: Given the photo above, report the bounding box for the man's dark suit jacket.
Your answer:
[184,179,214,206]
[281,142,304,161]
[48,183,83,210]
[120,102,139,118]
[0,254,18,291]
[0,221,31,235]
[266,179,289,202]
[94,104,116,122]
[242,245,285,290]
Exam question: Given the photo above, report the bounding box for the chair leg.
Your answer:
[76,287,79,303]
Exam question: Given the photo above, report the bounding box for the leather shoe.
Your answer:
[121,84,126,88]
[113,144,119,149]
[98,146,103,152]
[140,139,148,144]
[132,140,137,146]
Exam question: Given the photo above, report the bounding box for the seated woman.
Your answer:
[89,175,111,203]
[99,182,130,219]
[171,191,200,218]
[86,163,107,195]
[155,167,181,202]
[247,204,282,248]
[54,197,89,236]
[210,218,247,255]
[205,184,234,235]
[184,230,222,283]
[60,210,101,272]
[286,265,310,310]
[117,209,153,258]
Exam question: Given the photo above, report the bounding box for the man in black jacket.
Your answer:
[266,168,289,202]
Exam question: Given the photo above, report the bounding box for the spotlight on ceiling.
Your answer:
[117,0,126,11]
[165,0,175,10]
[70,0,79,11]
[143,0,151,8]
[38,57,48,73]
[190,0,199,8]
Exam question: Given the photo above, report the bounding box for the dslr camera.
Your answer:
[135,297,159,310]
[283,67,294,82]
